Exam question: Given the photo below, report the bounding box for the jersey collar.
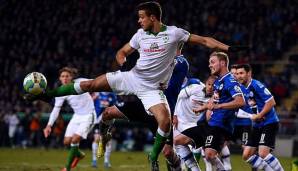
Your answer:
[219,72,231,82]
[147,24,167,36]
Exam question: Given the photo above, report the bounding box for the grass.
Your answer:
[0,148,294,171]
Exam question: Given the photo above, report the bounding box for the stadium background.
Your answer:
[0,0,298,170]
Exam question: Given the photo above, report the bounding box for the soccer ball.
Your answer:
[23,72,47,95]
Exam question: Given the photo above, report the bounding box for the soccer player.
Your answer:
[43,67,96,171]
[91,92,118,168]
[98,54,190,171]
[173,76,215,171]
[236,64,284,171]
[26,2,246,170]
[202,52,246,170]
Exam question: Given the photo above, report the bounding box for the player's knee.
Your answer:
[258,150,269,159]
[162,145,173,158]
[63,139,71,146]
[102,107,114,121]
[81,80,96,91]
[242,152,251,161]
[204,149,216,161]
[159,117,171,132]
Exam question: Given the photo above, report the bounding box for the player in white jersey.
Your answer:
[174,76,216,171]
[43,67,95,171]
[27,2,248,170]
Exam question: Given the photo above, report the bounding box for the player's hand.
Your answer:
[172,115,178,129]
[158,83,167,91]
[116,55,126,66]
[193,104,206,114]
[228,45,250,52]
[251,114,264,122]
[43,125,52,138]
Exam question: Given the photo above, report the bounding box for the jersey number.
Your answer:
[259,133,266,144]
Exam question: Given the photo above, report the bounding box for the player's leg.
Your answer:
[221,144,232,170]
[174,133,200,171]
[258,123,284,171]
[201,149,213,171]
[204,126,225,171]
[148,103,171,163]
[97,106,126,158]
[104,140,112,168]
[91,128,100,167]
[243,127,273,171]
[48,74,112,97]
[163,144,181,171]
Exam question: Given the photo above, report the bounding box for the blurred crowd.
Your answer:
[0,0,298,147]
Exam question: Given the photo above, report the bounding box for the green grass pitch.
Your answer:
[0,148,294,171]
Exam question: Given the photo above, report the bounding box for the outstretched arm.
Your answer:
[116,43,135,66]
[188,34,229,51]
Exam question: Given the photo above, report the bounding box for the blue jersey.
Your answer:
[164,55,189,114]
[247,79,279,127]
[208,73,243,133]
[234,85,253,126]
[94,92,117,118]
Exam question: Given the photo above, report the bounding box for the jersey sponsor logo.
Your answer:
[144,42,165,52]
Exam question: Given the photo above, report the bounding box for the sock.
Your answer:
[192,147,202,164]
[92,142,98,161]
[65,143,79,170]
[175,145,200,171]
[166,150,181,170]
[264,153,284,171]
[46,83,79,97]
[104,140,112,164]
[201,150,212,171]
[246,154,273,171]
[149,128,169,161]
[209,156,225,171]
[221,145,232,170]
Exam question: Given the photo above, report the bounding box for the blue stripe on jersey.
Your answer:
[247,79,279,127]
[208,73,243,133]
[164,55,189,114]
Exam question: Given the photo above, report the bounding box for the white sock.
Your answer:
[246,154,273,171]
[209,156,225,171]
[201,149,212,171]
[221,145,232,170]
[264,153,284,171]
[175,145,200,171]
[92,142,98,161]
[104,140,112,163]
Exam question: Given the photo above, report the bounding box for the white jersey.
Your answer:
[47,78,95,126]
[129,25,190,89]
[174,82,209,132]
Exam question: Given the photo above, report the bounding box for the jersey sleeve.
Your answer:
[129,32,140,49]
[174,28,190,43]
[47,97,65,126]
[228,82,243,98]
[254,82,273,103]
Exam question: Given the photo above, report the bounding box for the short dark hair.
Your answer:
[210,51,229,66]
[230,64,238,69]
[59,67,78,78]
[137,1,162,21]
[236,64,252,72]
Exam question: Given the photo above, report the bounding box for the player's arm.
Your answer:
[44,98,64,138]
[188,34,229,51]
[212,94,245,110]
[116,43,135,66]
[252,97,276,121]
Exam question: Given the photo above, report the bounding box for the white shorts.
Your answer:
[65,113,95,139]
[106,71,169,115]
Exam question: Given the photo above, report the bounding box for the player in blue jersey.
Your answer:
[91,92,118,168]
[202,52,246,170]
[236,64,284,171]
[98,54,189,171]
